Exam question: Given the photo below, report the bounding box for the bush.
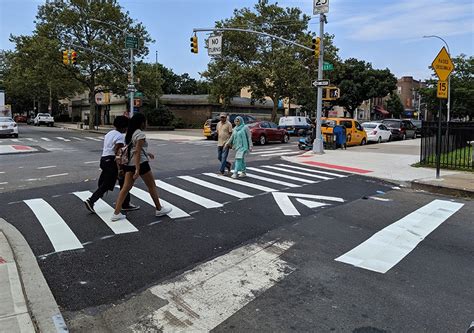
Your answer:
[172,117,187,129]
[143,103,174,126]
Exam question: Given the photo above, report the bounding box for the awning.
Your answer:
[374,106,390,115]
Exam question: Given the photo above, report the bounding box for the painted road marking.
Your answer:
[251,147,284,152]
[25,138,38,142]
[260,151,301,157]
[247,167,316,184]
[245,173,300,188]
[41,137,52,141]
[302,161,372,174]
[155,180,223,209]
[55,137,71,142]
[85,136,102,142]
[74,191,138,234]
[23,199,83,252]
[250,148,291,155]
[128,186,190,219]
[46,173,68,178]
[71,137,85,141]
[84,161,98,164]
[272,192,344,216]
[179,175,252,199]
[203,173,276,192]
[262,165,332,180]
[10,139,20,142]
[0,182,8,185]
[277,163,347,178]
[136,240,295,332]
[335,199,464,273]
[37,165,56,170]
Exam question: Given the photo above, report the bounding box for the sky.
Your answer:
[0,0,473,82]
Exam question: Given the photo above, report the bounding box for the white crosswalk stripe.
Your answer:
[74,191,139,234]
[41,137,52,141]
[23,198,83,252]
[261,165,332,180]
[276,164,347,178]
[246,167,316,184]
[128,186,190,219]
[179,175,252,199]
[260,151,301,157]
[25,138,38,142]
[203,173,277,192]
[155,180,223,209]
[85,136,102,142]
[250,147,288,154]
[71,137,85,141]
[55,137,71,142]
[245,173,300,188]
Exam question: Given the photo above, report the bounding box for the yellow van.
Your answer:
[321,117,367,146]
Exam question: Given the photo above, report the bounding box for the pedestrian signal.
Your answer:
[70,50,77,64]
[323,87,340,101]
[311,37,320,58]
[190,35,198,54]
[62,50,69,65]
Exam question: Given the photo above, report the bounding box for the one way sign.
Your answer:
[207,35,222,56]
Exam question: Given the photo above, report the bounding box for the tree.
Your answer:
[135,62,163,108]
[333,58,397,118]
[34,0,152,126]
[386,93,404,118]
[202,0,317,121]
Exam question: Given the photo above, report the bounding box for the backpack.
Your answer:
[116,142,132,167]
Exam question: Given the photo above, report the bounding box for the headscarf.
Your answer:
[230,116,250,153]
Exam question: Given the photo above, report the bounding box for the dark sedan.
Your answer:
[248,121,290,145]
[382,119,417,140]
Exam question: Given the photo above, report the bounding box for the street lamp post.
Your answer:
[90,19,135,118]
[423,35,451,121]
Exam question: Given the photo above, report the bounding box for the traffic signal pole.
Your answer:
[129,48,134,118]
[313,14,325,154]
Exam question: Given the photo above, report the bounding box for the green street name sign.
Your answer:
[323,62,334,71]
[125,36,139,49]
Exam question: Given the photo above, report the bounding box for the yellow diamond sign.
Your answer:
[431,47,454,81]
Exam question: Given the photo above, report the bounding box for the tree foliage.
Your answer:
[202,0,318,121]
[386,92,404,118]
[34,0,152,126]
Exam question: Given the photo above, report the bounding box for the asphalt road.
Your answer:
[1,124,472,332]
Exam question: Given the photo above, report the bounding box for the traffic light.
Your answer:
[70,50,77,64]
[190,35,198,54]
[62,50,69,65]
[311,37,320,58]
[322,87,340,101]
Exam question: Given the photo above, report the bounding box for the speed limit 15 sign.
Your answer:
[313,0,329,14]
[437,80,448,99]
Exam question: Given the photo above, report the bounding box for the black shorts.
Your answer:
[122,161,151,176]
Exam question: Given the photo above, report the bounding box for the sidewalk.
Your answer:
[284,139,474,198]
[0,219,67,333]
[56,122,204,141]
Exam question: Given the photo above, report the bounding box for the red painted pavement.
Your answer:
[12,145,34,151]
[302,161,372,174]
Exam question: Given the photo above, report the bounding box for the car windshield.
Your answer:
[362,123,377,129]
[0,117,13,122]
[383,120,400,127]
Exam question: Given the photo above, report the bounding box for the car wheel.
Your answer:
[402,133,406,140]
[377,137,382,144]
[259,135,267,145]
[282,134,289,143]
[14,134,18,138]
[361,138,367,146]
[388,135,392,142]
[412,132,416,139]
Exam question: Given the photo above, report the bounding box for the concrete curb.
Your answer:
[410,180,474,199]
[0,219,68,333]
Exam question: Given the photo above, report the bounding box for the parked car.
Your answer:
[278,116,311,136]
[321,118,367,146]
[34,113,55,127]
[14,115,27,123]
[382,119,416,140]
[407,119,422,137]
[203,114,258,140]
[361,122,392,143]
[0,117,19,138]
[248,121,290,145]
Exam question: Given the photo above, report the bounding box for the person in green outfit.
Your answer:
[225,116,253,178]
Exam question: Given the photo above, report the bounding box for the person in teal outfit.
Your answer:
[225,116,253,178]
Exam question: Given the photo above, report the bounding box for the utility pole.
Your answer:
[313,13,326,154]
[129,48,134,118]
[155,50,158,109]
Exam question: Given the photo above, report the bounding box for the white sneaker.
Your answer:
[231,173,238,179]
[238,172,247,178]
[156,206,172,217]
[111,212,126,222]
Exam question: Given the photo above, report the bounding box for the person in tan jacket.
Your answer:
[216,113,233,175]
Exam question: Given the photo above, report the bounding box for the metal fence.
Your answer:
[420,121,474,171]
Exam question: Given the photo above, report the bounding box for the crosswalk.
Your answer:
[179,140,303,158]
[9,162,349,256]
[0,136,104,143]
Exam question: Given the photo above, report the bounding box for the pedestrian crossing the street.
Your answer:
[9,162,350,256]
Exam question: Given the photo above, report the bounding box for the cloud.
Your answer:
[331,0,473,41]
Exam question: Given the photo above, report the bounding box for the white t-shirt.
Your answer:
[128,129,149,165]
[102,129,125,157]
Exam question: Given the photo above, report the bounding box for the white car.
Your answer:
[34,113,54,127]
[0,117,19,138]
[361,122,392,143]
